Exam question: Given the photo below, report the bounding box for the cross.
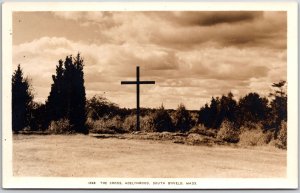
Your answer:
[121,66,155,131]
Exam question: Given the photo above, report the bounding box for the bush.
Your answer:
[239,121,264,130]
[140,115,155,132]
[48,119,73,134]
[152,105,174,132]
[123,115,137,132]
[173,104,192,132]
[239,129,273,146]
[89,116,125,134]
[275,121,287,149]
[217,120,239,143]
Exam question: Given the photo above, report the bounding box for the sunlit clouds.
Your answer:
[13,11,287,109]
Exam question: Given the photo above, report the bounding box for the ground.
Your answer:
[13,134,286,178]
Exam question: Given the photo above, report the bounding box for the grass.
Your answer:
[13,134,286,178]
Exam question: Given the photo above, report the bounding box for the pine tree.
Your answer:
[237,92,269,125]
[46,53,88,134]
[70,53,87,134]
[46,60,66,121]
[12,65,33,133]
[269,80,287,137]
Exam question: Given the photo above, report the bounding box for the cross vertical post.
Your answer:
[121,66,155,131]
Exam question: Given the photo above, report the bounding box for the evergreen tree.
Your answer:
[198,103,211,127]
[237,92,269,125]
[12,65,33,133]
[209,97,221,129]
[269,80,287,137]
[69,53,87,134]
[46,60,66,121]
[220,92,237,123]
[46,53,88,134]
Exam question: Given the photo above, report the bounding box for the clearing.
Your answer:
[13,134,286,178]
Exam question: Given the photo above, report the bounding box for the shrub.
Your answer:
[140,115,155,132]
[239,129,266,146]
[217,120,239,143]
[239,121,264,130]
[152,105,174,132]
[173,103,192,132]
[123,115,137,132]
[48,119,73,134]
[275,121,287,149]
[89,116,125,134]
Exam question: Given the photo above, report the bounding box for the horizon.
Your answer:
[13,11,287,110]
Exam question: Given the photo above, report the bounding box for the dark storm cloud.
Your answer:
[167,11,263,26]
[153,11,286,50]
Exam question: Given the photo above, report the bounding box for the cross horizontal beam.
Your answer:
[121,81,155,84]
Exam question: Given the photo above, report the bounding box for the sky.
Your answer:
[12,11,287,110]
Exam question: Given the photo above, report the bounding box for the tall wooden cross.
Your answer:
[121,66,155,131]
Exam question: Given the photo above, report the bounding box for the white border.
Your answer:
[2,2,298,189]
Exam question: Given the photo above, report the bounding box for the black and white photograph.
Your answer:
[2,2,298,189]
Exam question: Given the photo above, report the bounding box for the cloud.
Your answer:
[166,11,263,26]
[12,11,287,109]
[13,35,286,109]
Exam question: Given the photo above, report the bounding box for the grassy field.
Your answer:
[13,134,286,178]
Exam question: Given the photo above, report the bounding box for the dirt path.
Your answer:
[13,135,286,178]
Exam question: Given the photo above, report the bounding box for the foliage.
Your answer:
[140,115,155,132]
[269,81,287,136]
[275,121,287,149]
[237,92,269,126]
[217,120,239,143]
[123,115,137,132]
[198,92,237,129]
[12,65,33,133]
[173,103,192,132]
[28,102,48,131]
[239,129,273,146]
[152,105,174,132]
[86,95,119,120]
[88,116,125,134]
[46,53,88,134]
[48,119,73,134]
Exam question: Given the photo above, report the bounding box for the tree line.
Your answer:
[12,53,287,139]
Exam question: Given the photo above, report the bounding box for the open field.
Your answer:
[13,134,286,178]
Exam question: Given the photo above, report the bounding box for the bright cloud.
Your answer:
[13,11,287,110]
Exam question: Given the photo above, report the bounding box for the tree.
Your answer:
[46,53,88,134]
[86,95,119,120]
[237,92,269,125]
[198,93,237,130]
[68,53,87,134]
[173,103,192,132]
[220,92,237,123]
[46,60,66,122]
[12,65,33,133]
[198,103,211,127]
[152,104,174,132]
[269,80,287,136]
